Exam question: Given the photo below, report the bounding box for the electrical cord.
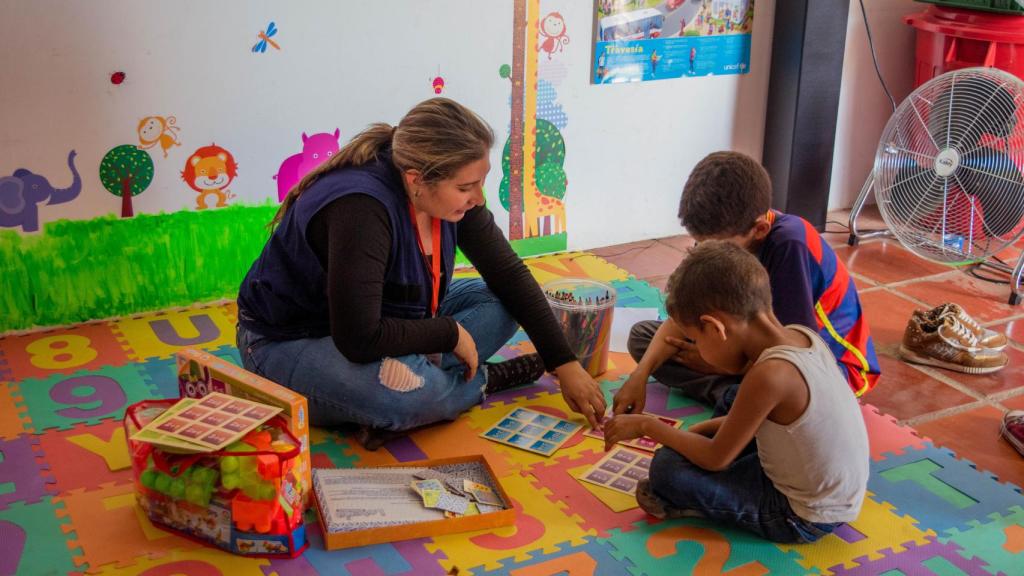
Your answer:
[858,0,897,113]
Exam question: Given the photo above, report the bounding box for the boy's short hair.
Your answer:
[665,240,772,327]
[677,151,772,237]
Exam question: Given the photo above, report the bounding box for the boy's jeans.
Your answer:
[649,447,841,543]
[236,278,519,431]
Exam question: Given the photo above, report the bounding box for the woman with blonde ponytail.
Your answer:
[237,98,606,449]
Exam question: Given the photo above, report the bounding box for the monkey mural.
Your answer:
[137,116,182,158]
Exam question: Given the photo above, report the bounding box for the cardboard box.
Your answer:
[313,455,515,550]
[176,348,311,505]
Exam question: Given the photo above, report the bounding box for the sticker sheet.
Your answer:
[578,446,651,496]
[131,392,281,451]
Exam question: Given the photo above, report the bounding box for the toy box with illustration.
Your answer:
[125,399,308,558]
[176,348,310,504]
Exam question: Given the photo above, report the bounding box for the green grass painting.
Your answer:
[0,207,567,333]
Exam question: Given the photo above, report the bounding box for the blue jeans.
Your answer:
[648,447,840,543]
[236,278,519,431]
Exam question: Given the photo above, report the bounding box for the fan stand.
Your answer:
[847,174,1024,306]
[847,174,891,246]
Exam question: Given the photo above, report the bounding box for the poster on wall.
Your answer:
[591,0,753,84]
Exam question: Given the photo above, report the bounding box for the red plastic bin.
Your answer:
[905,5,1024,88]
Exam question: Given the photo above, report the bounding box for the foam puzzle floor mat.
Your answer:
[1,252,1022,575]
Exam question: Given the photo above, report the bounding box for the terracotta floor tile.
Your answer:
[1003,393,1024,411]
[941,345,1024,398]
[863,354,976,421]
[914,405,1024,489]
[645,275,669,292]
[858,290,924,354]
[832,240,951,285]
[593,240,684,280]
[992,317,1024,348]
[590,239,655,259]
[896,271,1022,323]
[823,231,853,249]
[655,234,695,254]
[993,237,1024,263]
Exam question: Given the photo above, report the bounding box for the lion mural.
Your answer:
[181,144,238,209]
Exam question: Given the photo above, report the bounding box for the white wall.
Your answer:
[557,0,776,249]
[829,0,921,210]
[0,0,776,250]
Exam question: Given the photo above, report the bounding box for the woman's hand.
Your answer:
[603,414,655,451]
[554,361,607,430]
[612,370,648,415]
[453,322,479,381]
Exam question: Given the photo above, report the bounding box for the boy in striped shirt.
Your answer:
[615,151,879,416]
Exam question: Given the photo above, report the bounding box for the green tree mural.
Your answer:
[99,145,154,218]
[498,118,567,211]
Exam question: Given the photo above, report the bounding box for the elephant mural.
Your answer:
[0,150,81,232]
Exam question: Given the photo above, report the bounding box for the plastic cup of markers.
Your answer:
[543,278,616,378]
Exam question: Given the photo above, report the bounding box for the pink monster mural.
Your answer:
[274,129,341,202]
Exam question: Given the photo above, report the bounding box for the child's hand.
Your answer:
[665,336,723,374]
[612,371,648,415]
[603,414,655,451]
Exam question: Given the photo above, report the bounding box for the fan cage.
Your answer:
[873,67,1024,265]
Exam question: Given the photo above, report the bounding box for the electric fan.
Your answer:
[848,67,1024,305]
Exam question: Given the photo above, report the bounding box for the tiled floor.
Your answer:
[592,206,1024,489]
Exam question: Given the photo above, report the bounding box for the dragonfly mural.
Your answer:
[252,22,280,53]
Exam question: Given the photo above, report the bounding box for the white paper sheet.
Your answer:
[609,307,661,353]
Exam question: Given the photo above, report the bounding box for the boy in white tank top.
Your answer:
[604,241,869,543]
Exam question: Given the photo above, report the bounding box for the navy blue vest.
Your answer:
[237,152,457,340]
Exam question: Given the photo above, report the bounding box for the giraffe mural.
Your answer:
[500,0,569,247]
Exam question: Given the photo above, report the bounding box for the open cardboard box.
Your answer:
[313,454,515,550]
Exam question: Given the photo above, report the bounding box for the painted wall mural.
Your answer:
[0,150,82,232]
[181,145,238,210]
[99,145,153,218]
[251,21,280,53]
[538,12,569,59]
[274,130,340,202]
[499,0,569,247]
[136,115,182,159]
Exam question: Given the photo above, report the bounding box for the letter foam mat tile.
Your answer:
[0,433,57,510]
[940,506,1024,576]
[54,481,202,572]
[12,363,160,432]
[0,321,132,382]
[3,253,1023,575]
[0,497,83,575]
[262,522,448,576]
[110,304,238,361]
[36,418,132,495]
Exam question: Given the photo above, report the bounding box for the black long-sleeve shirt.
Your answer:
[308,194,575,371]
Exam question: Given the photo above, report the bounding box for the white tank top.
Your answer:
[754,325,869,523]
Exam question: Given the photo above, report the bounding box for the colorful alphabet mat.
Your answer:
[1,252,1021,575]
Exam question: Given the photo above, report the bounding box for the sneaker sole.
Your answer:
[899,345,1007,375]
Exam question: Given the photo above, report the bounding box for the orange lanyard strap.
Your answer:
[407,203,442,317]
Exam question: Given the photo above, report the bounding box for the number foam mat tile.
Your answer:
[1,252,1021,575]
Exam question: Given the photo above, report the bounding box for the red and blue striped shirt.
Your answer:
[759,211,880,396]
